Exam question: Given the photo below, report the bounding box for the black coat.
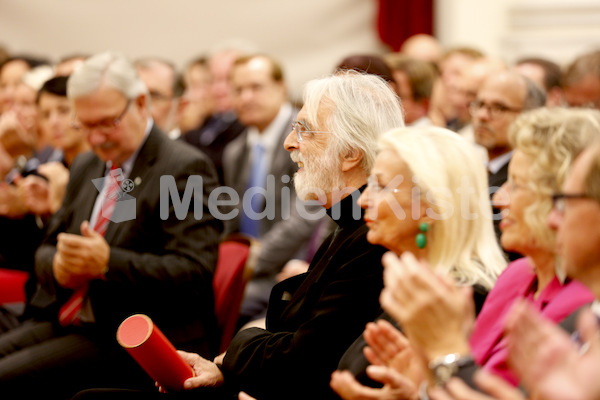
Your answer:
[221,188,387,400]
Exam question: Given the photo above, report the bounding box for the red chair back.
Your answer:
[213,239,251,353]
[0,268,28,304]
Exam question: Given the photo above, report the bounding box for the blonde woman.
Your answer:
[333,126,506,398]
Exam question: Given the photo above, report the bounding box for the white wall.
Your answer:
[2,0,600,96]
[435,0,600,67]
[435,0,508,59]
[0,0,386,100]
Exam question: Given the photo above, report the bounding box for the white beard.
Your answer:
[290,149,343,203]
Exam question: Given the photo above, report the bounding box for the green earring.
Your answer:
[416,222,429,249]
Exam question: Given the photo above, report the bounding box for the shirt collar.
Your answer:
[487,150,513,175]
[246,102,293,151]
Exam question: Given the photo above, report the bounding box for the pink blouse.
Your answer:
[469,257,594,385]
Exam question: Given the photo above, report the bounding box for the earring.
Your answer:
[416,222,429,249]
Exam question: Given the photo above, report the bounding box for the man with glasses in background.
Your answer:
[0,52,223,399]
[469,70,546,259]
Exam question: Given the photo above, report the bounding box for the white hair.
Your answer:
[302,70,405,173]
[380,126,506,289]
[67,51,147,100]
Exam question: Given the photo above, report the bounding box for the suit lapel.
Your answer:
[488,159,510,190]
[103,126,162,242]
[77,157,107,232]
[228,131,251,193]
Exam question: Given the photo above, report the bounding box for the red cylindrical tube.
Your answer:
[117,314,194,391]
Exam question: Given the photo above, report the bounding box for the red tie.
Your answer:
[58,165,121,327]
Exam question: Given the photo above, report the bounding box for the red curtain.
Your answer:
[377,0,434,52]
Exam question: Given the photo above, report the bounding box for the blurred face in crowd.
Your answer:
[12,83,39,135]
[0,59,30,113]
[514,63,545,90]
[439,53,474,92]
[515,62,564,108]
[73,85,147,165]
[453,59,506,124]
[209,50,238,113]
[180,62,214,132]
[472,73,525,157]
[231,57,286,132]
[393,70,423,125]
[563,73,600,110]
[137,63,177,132]
[38,92,85,152]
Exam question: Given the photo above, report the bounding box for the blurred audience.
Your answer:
[0,55,50,114]
[181,43,253,184]
[135,57,186,139]
[384,54,438,126]
[335,54,399,96]
[429,47,484,131]
[2,38,600,400]
[180,56,214,134]
[399,34,443,64]
[562,50,600,110]
[54,54,87,77]
[455,57,507,139]
[514,56,564,107]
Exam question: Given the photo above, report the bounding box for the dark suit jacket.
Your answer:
[181,111,245,185]
[488,158,509,191]
[31,126,223,357]
[221,188,387,400]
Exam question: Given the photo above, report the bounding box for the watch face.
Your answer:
[435,364,456,385]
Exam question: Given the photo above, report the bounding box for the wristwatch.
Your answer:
[428,353,474,386]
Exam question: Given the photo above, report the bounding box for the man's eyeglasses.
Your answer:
[71,100,132,134]
[551,192,591,213]
[290,121,330,142]
[469,100,522,118]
